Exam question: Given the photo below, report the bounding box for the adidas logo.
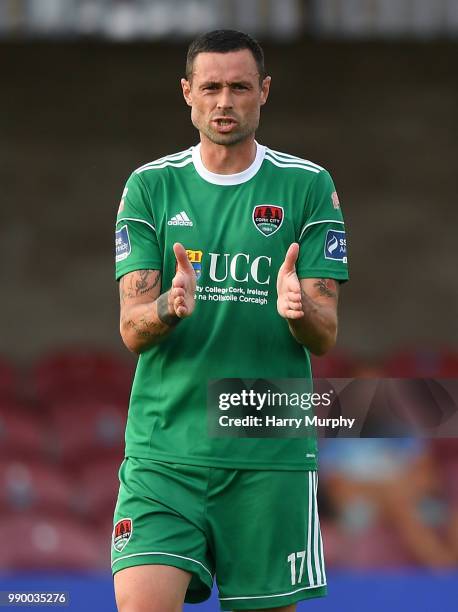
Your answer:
[167,211,193,227]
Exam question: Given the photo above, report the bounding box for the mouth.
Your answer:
[212,117,238,133]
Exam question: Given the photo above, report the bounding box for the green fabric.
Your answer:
[114,144,349,470]
[112,458,327,608]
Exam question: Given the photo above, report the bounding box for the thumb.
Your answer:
[282,243,299,273]
[173,243,193,271]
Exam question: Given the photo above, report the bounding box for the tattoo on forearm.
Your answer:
[126,316,163,340]
[135,270,160,296]
[314,279,337,299]
[120,270,161,305]
[157,293,181,327]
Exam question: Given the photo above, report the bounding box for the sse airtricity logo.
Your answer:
[115,225,131,262]
[324,229,347,263]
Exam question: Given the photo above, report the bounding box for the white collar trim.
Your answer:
[191,141,266,185]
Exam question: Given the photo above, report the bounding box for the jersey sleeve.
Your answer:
[296,169,349,282]
[115,172,162,281]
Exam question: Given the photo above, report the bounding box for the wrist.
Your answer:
[157,293,181,327]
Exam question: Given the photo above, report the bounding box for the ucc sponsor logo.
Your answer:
[208,252,271,285]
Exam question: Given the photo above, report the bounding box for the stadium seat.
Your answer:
[383,347,458,377]
[77,457,121,521]
[322,521,416,568]
[0,402,47,460]
[430,440,458,504]
[32,348,134,404]
[310,349,356,378]
[0,357,18,400]
[0,514,105,570]
[48,397,126,465]
[0,459,75,516]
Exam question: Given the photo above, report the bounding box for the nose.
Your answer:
[216,84,233,109]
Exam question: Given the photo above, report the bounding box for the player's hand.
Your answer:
[169,242,196,318]
[276,243,304,320]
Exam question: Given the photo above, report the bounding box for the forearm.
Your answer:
[120,292,179,354]
[287,288,337,355]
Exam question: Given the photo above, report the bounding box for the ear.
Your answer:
[181,78,192,107]
[260,76,271,106]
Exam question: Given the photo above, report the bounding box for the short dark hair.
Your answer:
[185,29,266,83]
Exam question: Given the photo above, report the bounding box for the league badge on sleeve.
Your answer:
[324,229,347,263]
[252,205,284,237]
[115,225,131,262]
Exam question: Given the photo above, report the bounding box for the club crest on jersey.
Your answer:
[324,229,347,263]
[113,518,133,552]
[177,249,203,280]
[252,205,284,237]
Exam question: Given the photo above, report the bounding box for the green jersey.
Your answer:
[115,142,349,470]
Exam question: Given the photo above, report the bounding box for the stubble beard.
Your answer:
[193,115,259,147]
[202,126,253,146]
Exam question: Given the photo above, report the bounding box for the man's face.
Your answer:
[181,49,271,146]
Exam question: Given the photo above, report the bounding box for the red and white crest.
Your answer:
[252,205,284,237]
[113,518,133,552]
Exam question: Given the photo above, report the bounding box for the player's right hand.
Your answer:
[169,242,196,318]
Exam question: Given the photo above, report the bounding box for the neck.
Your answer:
[199,136,257,175]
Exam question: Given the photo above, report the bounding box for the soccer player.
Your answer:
[112,30,348,612]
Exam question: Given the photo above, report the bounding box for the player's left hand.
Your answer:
[276,243,304,320]
[170,242,196,318]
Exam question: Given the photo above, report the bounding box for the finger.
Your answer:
[282,243,299,273]
[286,309,304,319]
[175,299,189,317]
[286,298,302,310]
[171,285,185,297]
[176,306,188,318]
[173,243,194,272]
[278,298,302,315]
[287,292,302,303]
[172,276,184,289]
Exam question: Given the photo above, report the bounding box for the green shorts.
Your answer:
[111,458,326,610]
